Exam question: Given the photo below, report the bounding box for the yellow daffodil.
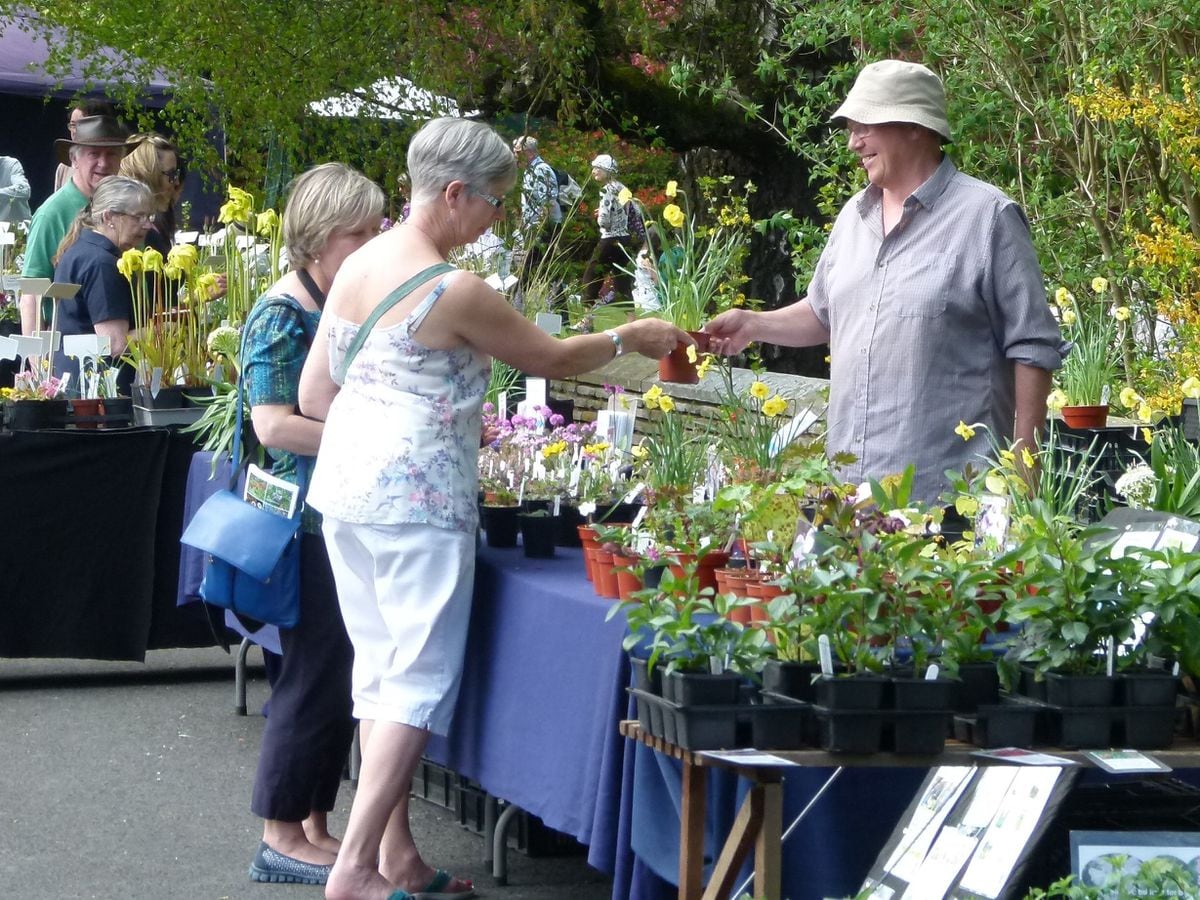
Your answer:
[1092,276,1109,293]
[686,344,697,363]
[617,187,633,206]
[1061,307,1076,326]
[1112,305,1131,321]
[999,448,1015,464]
[1054,286,1074,305]
[141,247,164,274]
[166,243,199,274]
[256,209,279,237]
[658,394,676,413]
[695,355,714,379]
[1142,428,1154,444]
[630,444,648,460]
[116,248,144,279]
[643,384,662,403]
[954,421,976,441]
[541,440,567,459]
[662,204,685,228]
[1182,376,1200,399]
[762,396,787,417]
[1047,388,1068,411]
[1137,402,1154,423]
[665,180,678,198]
[749,381,769,400]
[1119,387,1141,408]
[1021,446,1036,469]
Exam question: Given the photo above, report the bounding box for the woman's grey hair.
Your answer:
[408,118,517,205]
[53,176,152,263]
[283,162,386,268]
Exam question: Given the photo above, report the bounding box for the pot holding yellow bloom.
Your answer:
[1052,280,1119,428]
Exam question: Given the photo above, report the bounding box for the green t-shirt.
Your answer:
[23,179,87,279]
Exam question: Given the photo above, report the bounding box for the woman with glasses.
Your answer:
[298,117,687,900]
[51,175,153,395]
[120,132,181,256]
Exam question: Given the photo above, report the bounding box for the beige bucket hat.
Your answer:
[830,59,952,142]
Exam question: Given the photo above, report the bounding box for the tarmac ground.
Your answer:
[0,646,614,900]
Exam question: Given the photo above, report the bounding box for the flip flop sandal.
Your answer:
[414,868,476,899]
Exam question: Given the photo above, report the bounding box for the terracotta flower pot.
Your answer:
[578,525,600,583]
[612,553,643,601]
[593,548,620,600]
[69,397,103,429]
[657,331,711,385]
[1060,404,1109,429]
[668,549,731,594]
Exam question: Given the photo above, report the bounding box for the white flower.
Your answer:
[1114,464,1156,510]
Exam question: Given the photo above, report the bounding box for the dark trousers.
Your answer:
[518,220,561,284]
[582,236,634,303]
[250,532,356,822]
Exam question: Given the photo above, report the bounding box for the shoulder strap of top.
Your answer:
[335,262,455,383]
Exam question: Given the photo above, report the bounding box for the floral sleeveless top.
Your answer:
[307,271,490,533]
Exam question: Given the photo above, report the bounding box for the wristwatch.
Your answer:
[604,329,625,357]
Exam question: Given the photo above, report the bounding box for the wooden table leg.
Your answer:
[679,759,707,900]
[702,784,764,900]
[754,777,783,900]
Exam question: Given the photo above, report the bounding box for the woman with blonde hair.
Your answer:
[119,132,180,254]
[299,117,687,900]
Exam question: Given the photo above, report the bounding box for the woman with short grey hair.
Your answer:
[52,176,154,394]
[299,116,688,900]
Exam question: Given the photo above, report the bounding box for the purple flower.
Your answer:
[549,414,564,427]
[482,402,495,414]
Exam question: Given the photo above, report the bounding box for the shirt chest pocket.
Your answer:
[888,256,961,320]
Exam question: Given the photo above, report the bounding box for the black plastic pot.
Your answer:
[630,657,662,696]
[813,709,884,754]
[672,704,740,750]
[1047,706,1113,749]
[134,385,184,409]
[814,675,887,711]
[555,505,585,546]
[954,704,1039,749]
[1119,671,1178,707]
[762,660,822,703]
[955,662,1001,712]
[668,670,742,706]
[891,677,959,711]
[1044,672,1117,708]
[1119,707,1177,750]
[890,711,950,755]
[99,396,133,427]
[519,513,558,558]
[480,504,519,548]
[749,699,808,750]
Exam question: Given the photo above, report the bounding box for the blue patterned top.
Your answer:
[241,293,320,533]
[307,272,490,533]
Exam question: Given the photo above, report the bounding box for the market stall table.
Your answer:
[0,427,217,660]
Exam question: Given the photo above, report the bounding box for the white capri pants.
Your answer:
[321,518,476,735]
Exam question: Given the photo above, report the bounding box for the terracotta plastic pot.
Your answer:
[657,331,711,385]
[578,525,600,582]
[612,553,643,601]
[593,548,620,599]
[1060,404,1109,429]
[667,549,731,594]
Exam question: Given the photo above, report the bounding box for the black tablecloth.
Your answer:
[0,427,218,660]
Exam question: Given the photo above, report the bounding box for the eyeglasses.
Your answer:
[846,122,874,139]
[162,168,181,184]
[116,211,155,225]
[468,185,505,210]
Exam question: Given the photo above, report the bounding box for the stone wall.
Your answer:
[549,357,829,439]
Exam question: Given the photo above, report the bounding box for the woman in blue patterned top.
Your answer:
[240,162,384,887]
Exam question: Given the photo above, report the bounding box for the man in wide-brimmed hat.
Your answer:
[705,59,1067,505]
[20,114,128,333]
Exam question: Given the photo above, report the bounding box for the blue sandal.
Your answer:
[415,869,476,899]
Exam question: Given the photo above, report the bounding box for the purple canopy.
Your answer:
[0,13,173,106]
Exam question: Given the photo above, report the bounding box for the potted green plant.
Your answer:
[1049,285,1119,429]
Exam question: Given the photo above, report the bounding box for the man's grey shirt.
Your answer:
[806,157,1067,504]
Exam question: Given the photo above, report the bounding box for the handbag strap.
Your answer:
[335,263,455,383]
[230,295,316,498]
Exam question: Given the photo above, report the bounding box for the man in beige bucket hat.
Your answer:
[20,115,129,333]
[706,59,1066,505]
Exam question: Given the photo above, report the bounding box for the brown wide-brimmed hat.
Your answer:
[55,116,131,165]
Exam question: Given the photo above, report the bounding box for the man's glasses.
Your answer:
[468,185,504,210]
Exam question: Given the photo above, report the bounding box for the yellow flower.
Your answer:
[665,180,678,198]
[162,263,183,282]
[955,495,980,518]
[1054,286,1074,305]
[643,384,663,410]
[1182,376,1200,399]
[196,272,220,298]
[116,248,144,279]
[1112,305,1131,321]
[1047,388,1068,411]
[219,186,254,225]
[218,200,243,225]
[686,344,697,363]
[617,187,633,206]
[658,394,675,413]
[985,472,1008,495]
[1021,446,1036,469]
[1142,428,1154,444]
[166,243,199,274]
[1092,276,1109,293]
[1119,387,1141,408]
[1060,307,1077,326]
[541,440,567,459]
[762,396,787,417]
[749,380,769,400]
[954,421,976,441]
[630,443,648,460]
[256,209,279,237]
[141,247,163,273]
[228,186,253,207]
[583,441,610,457]
[1137,402,1154,423]
[662,204,685,228]
[695,355,714,379]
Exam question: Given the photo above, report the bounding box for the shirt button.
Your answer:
[860,348,867,355]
